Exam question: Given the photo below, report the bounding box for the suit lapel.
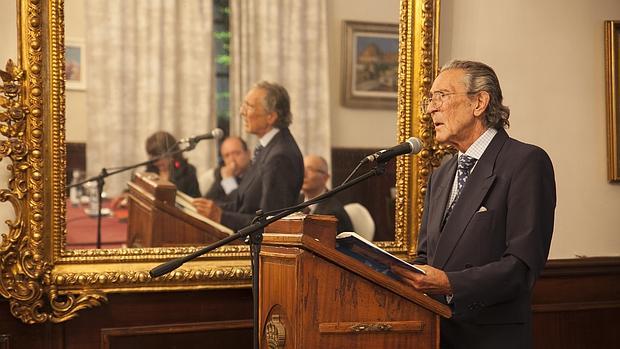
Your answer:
[234,161,259,206]
[432,129,508,268]
[237,129,286,206]
[427,157,457,257]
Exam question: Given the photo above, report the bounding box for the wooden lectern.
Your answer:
[126,172,235,247]
[259,214,451,348]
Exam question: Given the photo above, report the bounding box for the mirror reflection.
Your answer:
[0,0,18,241]
[64,0,400,250]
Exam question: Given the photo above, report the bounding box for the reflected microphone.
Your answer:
[363,137,424,163]
[180,128,224,144]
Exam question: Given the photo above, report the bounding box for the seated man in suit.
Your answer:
[299,155,353,233]
[204,136,251,204]
[192,81,304,230]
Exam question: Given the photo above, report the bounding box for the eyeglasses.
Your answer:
[305,166,328,175]
[240,101,256,113]
[422,91,477,112]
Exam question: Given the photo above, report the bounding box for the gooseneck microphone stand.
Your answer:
[67,137,205,249]
[149,161,388,349]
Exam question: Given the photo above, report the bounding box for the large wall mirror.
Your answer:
[0,0,439,323]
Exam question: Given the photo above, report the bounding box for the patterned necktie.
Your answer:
[442,154,477,228]
[252,144,264,163]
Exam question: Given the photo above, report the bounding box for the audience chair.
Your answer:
[343,203,375,241]
[198,168,216,197]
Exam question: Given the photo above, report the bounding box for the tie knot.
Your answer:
[252,144,264,162]
[458,154,477,173]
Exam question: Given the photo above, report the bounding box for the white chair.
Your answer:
[343,203,375,241]
[198,167,216,196]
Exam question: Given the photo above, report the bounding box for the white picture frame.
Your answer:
[65,39,86,90]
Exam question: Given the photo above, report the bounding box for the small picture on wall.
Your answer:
[65,39,86,90]
[342,21,399,109]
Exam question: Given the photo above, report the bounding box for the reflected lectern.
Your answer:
[259,214,451,348]
[127,172,234,247]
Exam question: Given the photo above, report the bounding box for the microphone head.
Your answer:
[211,128,224,140]
[406,137,424,154]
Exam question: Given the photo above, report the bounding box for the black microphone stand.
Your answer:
[67,137,205,249]
[149,161,388,349]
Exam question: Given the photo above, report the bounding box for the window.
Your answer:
[214,0,230,136]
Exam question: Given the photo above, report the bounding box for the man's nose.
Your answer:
[426,103,438,114]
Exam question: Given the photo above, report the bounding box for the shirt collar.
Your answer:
[459,127,498,160]
[259,128,280,148]
[303,188,328,213]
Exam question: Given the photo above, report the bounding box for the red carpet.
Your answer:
[65,201,128,249]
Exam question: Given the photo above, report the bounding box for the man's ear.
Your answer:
[473,91,490,117]
[266,111,278,126]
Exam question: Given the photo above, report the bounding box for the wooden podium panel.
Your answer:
[126,172,236,247]
[259,215,450,348]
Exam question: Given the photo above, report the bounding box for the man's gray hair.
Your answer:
[254,81,292,128]
[441,60,510,129]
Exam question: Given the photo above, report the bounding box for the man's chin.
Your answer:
[434,132,447,144]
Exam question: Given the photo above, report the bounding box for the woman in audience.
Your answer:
[144,131,201,198]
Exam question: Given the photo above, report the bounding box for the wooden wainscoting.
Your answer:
[532,257,620,349]
[0,288,253,349]
[100,320,252,349]
[66,142,86,184]
[1,256,616,346]
[331,147,396,241]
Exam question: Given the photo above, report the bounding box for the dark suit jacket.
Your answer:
[220,128,304,230]
[415,128,556,349]
[298,193,354,233]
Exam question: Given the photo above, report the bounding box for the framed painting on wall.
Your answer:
[341,21,399,109]
[65,39,86,90]
[605,20,620,182]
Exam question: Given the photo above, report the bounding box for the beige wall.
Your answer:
[440,0,620,259]
[0,1,16,62]
[0,2,18,235]
[327,0,400,148]
[65,0,88,142]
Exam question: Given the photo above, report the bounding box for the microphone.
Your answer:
[180,128,224,144]
[363,137,423,163]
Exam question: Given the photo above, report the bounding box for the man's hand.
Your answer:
[192,198,222,222]
[220,162,237,179]
[391,264,453,295]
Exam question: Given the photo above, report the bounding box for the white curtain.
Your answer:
[85,0,216,195]
[229,0,331,163]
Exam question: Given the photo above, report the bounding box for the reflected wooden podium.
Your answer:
[260,214,451,348]
[126,172,235,247]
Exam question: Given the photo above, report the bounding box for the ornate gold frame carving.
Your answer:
[0,0,440,323]
[390,0,444,257]
[605,20,620,182]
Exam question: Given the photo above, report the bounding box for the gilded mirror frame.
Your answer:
[0,0,440,323]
